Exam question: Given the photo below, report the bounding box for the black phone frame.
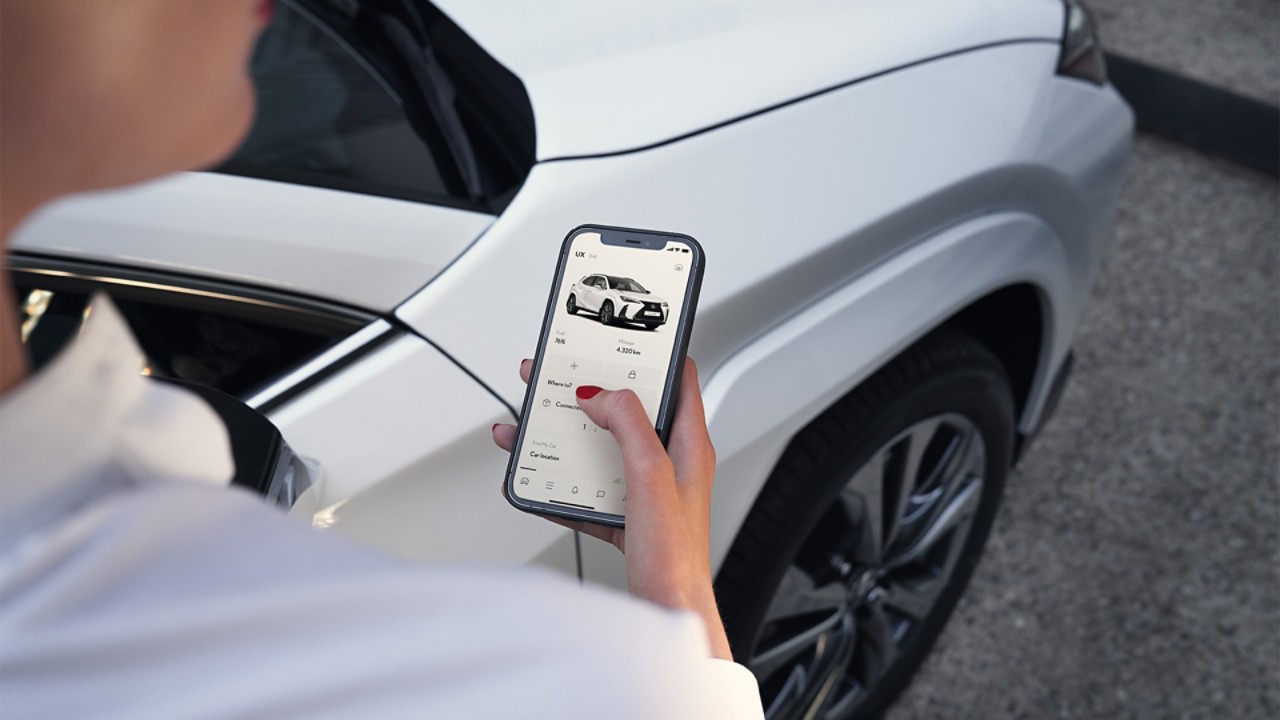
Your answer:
[503,224,705,528]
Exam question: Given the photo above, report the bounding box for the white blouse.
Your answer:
[0,298,763,719]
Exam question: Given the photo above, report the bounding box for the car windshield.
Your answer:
[608,277,648,293]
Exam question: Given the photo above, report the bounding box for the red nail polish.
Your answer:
[576,385,603,399]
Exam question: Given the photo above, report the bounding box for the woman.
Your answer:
[0,1,763,716]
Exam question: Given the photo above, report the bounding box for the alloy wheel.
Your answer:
[748,413,987,720]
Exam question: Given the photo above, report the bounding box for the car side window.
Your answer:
[217,3,449,202]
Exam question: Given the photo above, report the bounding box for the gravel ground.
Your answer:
[1088,0,1279,104]
[889,134,1280,719]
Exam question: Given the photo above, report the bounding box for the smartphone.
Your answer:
[504,225,705,527]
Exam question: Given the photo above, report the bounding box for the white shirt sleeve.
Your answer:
[0,483,765,719]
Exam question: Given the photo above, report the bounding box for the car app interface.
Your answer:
[517,231,693,516]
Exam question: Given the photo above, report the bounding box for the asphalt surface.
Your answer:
[1089,0,1279,104]
[889,134,1280,719]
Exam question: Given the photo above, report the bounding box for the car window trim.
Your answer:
[7,252,376,336]
[246,318,401,414]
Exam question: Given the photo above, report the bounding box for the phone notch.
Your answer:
[600,230,668,251]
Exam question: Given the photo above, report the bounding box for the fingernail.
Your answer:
[520,358,532,366]
[576,385,603,400]
[491,423,500,432]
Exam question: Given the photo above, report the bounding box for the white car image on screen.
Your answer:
[566,274,669,330]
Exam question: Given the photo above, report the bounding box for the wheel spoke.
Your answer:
[922,426,984,516]
[882,417,940,549]
[901,417,943,492]
[763,566,849,624]
[806,612,856,720]
[913,421,969,496]
[886,476,982,570]
[762,665,808,720]
[760,612,856,720]
[888,418,986,558]
[752,606,852,681]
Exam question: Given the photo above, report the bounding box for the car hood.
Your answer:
[432,0,1064,160]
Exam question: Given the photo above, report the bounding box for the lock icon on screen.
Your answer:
[627,370,637,380]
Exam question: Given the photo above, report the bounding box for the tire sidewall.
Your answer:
[718,338,1015,719]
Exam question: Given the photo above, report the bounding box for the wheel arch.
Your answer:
[943,282,1048,439]
[703,212,1074,570]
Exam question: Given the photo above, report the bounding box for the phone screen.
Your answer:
[511,229,698,519]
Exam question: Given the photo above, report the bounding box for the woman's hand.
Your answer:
[491,358,733,661]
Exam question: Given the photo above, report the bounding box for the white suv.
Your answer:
[567,274,670,329]
[8,1,1131,717]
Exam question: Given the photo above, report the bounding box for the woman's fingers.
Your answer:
[488,358,529,448]
[665,360,715,477]
[575,386,673,483]
[492,420,618,546]
[491,358,532,451]
[543,515,619,546]
[491,422,517,452]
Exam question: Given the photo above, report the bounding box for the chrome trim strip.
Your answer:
[7,253,377,328]
[246,319,397,412]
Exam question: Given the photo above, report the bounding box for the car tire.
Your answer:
[715,328,1014,720]
[567,294,579,315]
[599,300,615,325]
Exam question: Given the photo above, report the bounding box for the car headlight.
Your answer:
[1059,0,1107,85]
[621,295,643,304]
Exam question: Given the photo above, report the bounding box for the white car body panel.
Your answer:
[396,44,1132,585]
[4,3,1133,595]
[266,332,576,573]
[579,212,1071,581]
[570,276,606,313]
[699,212,1069,567]
[397,43,1121,410]
[11,172,494,312]
[432,0,1064,159]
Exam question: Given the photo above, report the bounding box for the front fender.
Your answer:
[702,211,1070,568]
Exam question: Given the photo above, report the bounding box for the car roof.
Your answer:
[432,0,1063,160]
